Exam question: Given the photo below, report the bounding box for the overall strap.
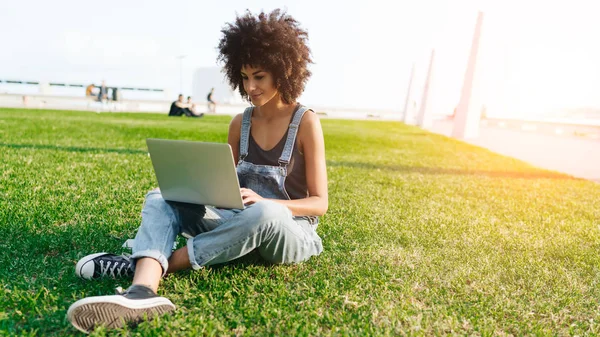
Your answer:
[238,107,253,162]
[278,105,310,166]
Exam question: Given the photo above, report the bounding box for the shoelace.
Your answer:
[99,258,130,278]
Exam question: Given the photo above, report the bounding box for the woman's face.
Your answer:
[240,65,279,106]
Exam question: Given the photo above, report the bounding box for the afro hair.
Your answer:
[217,9,313,104]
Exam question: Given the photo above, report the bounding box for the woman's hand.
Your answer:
[240,188,264,206]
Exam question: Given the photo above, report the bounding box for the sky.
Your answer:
[0,0,599,116]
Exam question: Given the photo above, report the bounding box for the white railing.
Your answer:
[0,93,404,119]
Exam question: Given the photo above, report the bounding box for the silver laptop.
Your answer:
[146,138,245,209]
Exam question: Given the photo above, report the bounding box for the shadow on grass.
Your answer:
[0,222,269,290]
[328,160,581,180]
[2,142,582,181]
[0,142,146,155]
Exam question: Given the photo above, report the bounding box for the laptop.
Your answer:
[146,138,245,209]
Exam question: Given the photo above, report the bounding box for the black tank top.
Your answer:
[245,110,309,200]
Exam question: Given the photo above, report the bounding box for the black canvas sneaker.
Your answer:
[75,253,133,280]
[67,285,176,333]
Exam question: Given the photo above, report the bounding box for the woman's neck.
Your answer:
[254,94,295,120]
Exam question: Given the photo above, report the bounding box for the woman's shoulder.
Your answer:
[232,112,247,124]
[298,107,320,129]
[296,107,323,149]
[228,113,244,133]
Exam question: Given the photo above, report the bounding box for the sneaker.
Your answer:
[67,285,176,333]
[76,253,133,280]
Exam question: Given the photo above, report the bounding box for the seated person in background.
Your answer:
[168,94,187,116]
[183,96,204,118]
[85,84,95,97]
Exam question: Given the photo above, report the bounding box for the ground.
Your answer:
[1,108,599,336]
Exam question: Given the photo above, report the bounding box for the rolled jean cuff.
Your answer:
[187,237,203,271]
[130,249,169,276]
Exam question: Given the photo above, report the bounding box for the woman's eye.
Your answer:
[255,76,264,80]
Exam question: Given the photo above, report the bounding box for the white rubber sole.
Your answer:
[75,252,108,280]
[67,294,176,333]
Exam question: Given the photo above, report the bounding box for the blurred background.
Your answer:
[1,0,598,119]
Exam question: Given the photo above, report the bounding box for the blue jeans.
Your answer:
[130,189,323,274]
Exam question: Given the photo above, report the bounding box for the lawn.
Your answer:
[1,108,599,336]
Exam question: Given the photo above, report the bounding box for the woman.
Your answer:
[67,9,328,333]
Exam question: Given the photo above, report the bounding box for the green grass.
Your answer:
[1,107,599,336]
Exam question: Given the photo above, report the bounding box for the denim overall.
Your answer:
[130,105,323,274]
[237,105,319,225]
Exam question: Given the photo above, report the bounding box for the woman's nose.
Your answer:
[246,79,256,92]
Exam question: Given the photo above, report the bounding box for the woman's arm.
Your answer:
[243,111,328,217]
[228,113,243,165]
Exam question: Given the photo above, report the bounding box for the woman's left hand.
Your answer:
[240,188,264,205]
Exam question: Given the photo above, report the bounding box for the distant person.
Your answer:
[207,87,216,113]
[168,94,187,116]
[85,84,95,97]
[97,80,108,103]
[112,87,121,102]
[184,96,195,115]
[184,96,204,118]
